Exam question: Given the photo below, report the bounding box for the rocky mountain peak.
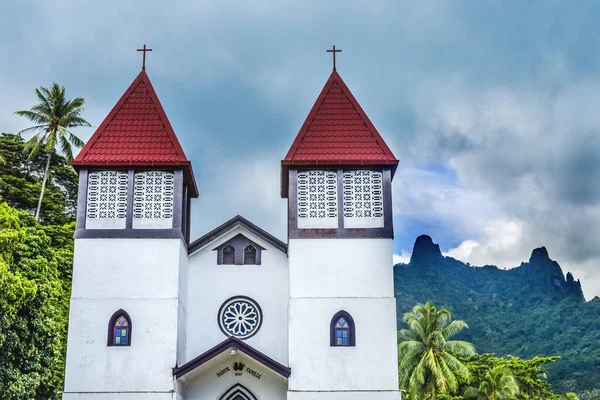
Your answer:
[410,235,443,265]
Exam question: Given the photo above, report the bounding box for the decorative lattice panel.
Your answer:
[86,171,128,219]
[133,171,174,219]
[343,170,383,219]
[297,170,337,221]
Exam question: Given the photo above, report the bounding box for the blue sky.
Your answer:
[2,1,600,298]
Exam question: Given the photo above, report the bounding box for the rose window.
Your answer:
[218,296,262,339]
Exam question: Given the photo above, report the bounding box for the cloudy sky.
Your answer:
[2,1,600,298]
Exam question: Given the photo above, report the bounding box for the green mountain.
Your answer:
[394,235,600,394]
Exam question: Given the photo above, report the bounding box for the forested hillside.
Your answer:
[394,235,600,395]
[0,133,76,399]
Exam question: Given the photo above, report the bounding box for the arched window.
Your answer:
[244,245,257,265]
[219,383,258,400]
[223,245,235,264]
[107,310,132,347]
[330,310,355,347]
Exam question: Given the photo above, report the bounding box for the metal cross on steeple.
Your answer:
[137,44,153,70]
[326,45,342,71]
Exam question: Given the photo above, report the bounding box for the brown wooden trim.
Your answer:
[107,309,132,347]
[330,310,356,347]
[189,215,287,255]
[214,234,265,265]
[74,228,186,242]
[337,168,344,228]
[173,336,291,379]
[173,170,183,231]
[125,169,134,229]
[287,167,394,239]
[75,169,88,230]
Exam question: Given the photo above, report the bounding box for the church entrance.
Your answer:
[219,383,258,400]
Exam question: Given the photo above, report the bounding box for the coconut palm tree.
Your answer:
[464,366,520,399]
[398,301,475,399]
[15,83,90,221]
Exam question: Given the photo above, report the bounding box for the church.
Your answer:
[62,48,402,400]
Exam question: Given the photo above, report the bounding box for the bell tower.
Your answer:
[283,63,401,399]
[63,67,198,399]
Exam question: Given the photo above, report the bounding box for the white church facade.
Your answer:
[62,58,401,399]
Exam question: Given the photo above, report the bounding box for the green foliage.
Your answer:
[14,82,90,220]
[395,237,600,394]
[464,366,520,399]
[0,201,74,399]
[398,302,475,399]
[0,131,77,398]
[0,133,78,224]
[15,83,89,162]
[579,389,600,400]
[463,354,559,399]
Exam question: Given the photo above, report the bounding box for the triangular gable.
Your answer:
[173,336,291,379]
[281,70,398,197]
[188,215,287,255]
[72,71,198,196]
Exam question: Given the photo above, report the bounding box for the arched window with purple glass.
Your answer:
[330,310,355,347]
[107,309,132,347]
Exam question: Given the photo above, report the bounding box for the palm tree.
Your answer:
[464,366,520,399]
[15,83,90,221]
[398,301,475,399]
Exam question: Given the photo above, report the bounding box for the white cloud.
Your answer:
[393,251,411,265]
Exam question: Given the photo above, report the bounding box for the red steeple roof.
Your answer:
[281,70,398,197]
[72,70,198,196]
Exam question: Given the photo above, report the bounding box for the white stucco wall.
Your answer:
[288,298,399,392]
[181,352,288,400]
[185,226,289,366]
[287,392,401,400]
[63,394,178,400]
[63,238,186,397]
[288,239,394,298]
[287,238,400,398]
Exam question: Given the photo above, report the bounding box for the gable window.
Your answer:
[244,245,256,265]
[108,310,132,347]
[214,234,264,265]
[343,170,384,228]
[297,170,338,229]
[330,310,356,347]
[223,245,235,265]
[86,171,128,229]
[133,171,174,229]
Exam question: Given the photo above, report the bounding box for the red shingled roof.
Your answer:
[281,70,398,197]
[72,70,198,197]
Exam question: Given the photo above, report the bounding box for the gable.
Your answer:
[188,215,287,256]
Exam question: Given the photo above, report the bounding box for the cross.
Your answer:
[136,44,153,70]
[326,45,342,71]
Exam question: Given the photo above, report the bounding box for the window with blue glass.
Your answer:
[330,310,355,347]
[108,310,132,347]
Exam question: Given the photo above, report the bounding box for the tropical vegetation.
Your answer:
[398,301,475,399]
[0,134,76,398]
[395,235,600,394]
[14,83,90,221]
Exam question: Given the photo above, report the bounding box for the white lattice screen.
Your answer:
[297,170,338,228]
[86,171,128,220]
[343,170,384,228]
[133,171,174,220]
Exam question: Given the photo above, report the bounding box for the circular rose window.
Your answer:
[218,296,263,339]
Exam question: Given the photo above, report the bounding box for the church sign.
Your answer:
[216,363,261,380]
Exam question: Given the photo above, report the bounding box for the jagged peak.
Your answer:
[410,235,443,265]
[529,246,550,264]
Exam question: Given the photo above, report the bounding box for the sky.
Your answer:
[1,1,600,298]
